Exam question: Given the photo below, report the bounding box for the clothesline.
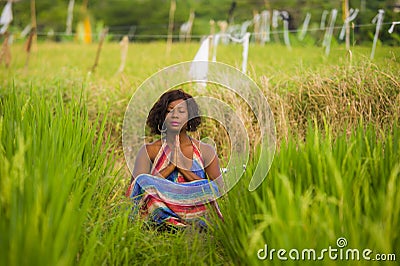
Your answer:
[6,21,397,40]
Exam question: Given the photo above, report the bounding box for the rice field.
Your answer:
[0,41,399,265]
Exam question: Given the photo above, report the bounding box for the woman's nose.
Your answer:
[170,109,179,118]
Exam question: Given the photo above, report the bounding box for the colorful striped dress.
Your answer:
[126,139,223,228]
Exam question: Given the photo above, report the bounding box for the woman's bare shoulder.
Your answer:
[141,139,162,160]
[193,139,217,157]
[193,139,219,168]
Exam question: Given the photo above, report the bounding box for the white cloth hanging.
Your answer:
[388,21,400,33]
[189,36,211,86]
[240,33,250,73]
[0,1,13,34]
[323,9,338,56]
[213,33,250,73]
[370,9,385,59]
[339,8,359,40]
[260,10,270,44]
[280,11,291,49]
[212,34,220,62]
[320,10,329,30]
[298,13,311,41]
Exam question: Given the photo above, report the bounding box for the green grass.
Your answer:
[0,42,399,265]
[0,89,114,265]
[216,122,400,265]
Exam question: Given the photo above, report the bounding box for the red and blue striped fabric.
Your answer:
[126,140,223,227]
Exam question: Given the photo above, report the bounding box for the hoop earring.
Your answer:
[158,124,167,134]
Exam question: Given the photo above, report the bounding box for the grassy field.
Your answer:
[0,41,399,265]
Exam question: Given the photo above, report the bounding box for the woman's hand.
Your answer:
[173,135,192,171]
[156,137,183,178]
[163,135,202,182]
[175,135,204,182]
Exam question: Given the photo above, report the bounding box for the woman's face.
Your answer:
[164,99,188,133]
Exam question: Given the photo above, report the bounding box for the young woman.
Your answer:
[126,89,223,229]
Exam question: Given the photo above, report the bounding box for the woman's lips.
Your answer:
[170,122,180,126]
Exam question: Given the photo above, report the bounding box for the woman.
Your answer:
[126,89,223,229]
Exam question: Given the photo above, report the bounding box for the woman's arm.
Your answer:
[156,162,176,179]
[200,143,222,181]
[200,142,225,194]
[130,145,152,184]
[177,166,204,181]
[132,143,176,180]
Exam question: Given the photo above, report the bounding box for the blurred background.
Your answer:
[3,0,400,45]
[1,2,399,266]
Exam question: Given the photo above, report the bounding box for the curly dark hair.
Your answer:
[146,89,201,135]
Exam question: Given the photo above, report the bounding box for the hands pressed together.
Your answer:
[170,135,192,171]
[157,135,202,181]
